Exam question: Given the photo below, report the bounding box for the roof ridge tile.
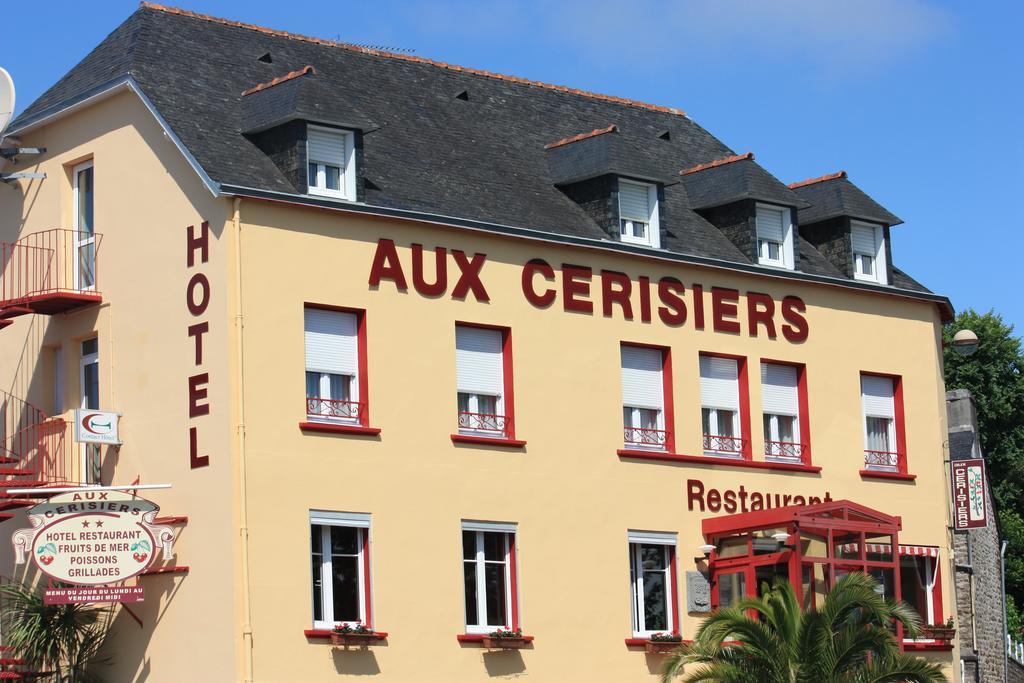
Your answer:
[543,125,618,150]
[680,152,754,176]
[140,3,686,116]
[240,65,316,97]
[788,170,847,189]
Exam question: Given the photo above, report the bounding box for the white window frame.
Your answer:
[851,220,888,285]
[618,179,661,248]
[310,511,370,631]
[455,326,506,437]
[861,375,898,470]
[755,203,794,270]
[462,521,516,635]
[72,160,96,292]
[628,531,677,637]
[304,308,361,424]
[79,338,100,484]
[306,125,356,201]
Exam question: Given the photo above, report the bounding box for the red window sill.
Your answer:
[451,434,527,448]
[299,422,382,436]
[456,633,535,643]
[902,640,953,652]
[304,629,389,640]
[618,450,821,473]
[859,469,916,481]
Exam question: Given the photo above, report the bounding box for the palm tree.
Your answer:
[661,572,946,683]
[0,580,112,682]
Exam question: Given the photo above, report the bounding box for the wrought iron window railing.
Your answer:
[863,449,899,470]
[306,397,363,422]
[703,434,746,456]
[764,440,805,462]
[457,411,509,438]
[623,427,669,450]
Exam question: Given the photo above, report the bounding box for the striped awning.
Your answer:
[840,543,939,557]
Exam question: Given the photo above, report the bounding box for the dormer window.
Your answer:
[307,125,356,200]
[755,203,794,270]
[618,179,660,248]
[851,220,888,285]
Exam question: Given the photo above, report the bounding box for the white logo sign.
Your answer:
[74,410,121,445]
[11,491,174,586]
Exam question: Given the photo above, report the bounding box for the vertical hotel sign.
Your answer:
[186,222,211,468]
[951,458,987,530]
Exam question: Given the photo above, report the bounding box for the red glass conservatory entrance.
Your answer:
[701,500,903,611]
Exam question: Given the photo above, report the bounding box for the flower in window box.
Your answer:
[330,623,380,647]
[919,620,956,642]
[645,632,683,654]
[482,627,527,649]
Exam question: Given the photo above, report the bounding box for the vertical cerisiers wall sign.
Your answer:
[11,491,176,604]
[951,458,988,530]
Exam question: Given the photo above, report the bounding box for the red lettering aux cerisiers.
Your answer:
[368,239,809,341]
[186,222,211,469]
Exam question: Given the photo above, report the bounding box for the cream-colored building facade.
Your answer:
[0,6,960,682]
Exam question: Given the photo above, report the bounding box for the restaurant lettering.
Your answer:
[686,479,832,513]
[368,239,808,342]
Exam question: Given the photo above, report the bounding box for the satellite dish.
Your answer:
[0,67,15,137]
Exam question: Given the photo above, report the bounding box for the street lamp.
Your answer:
[951,329,980,356]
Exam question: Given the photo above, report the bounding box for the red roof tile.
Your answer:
[241,66,316,97]
[680,152,754,176]
[543,125,618,150]
[788,171,847,189]
[142,3,685,116]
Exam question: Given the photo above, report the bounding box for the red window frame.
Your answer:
[450,322,525,448]
[299,303,380,436]
[759,358,812,467]
[619,342,675,454]
[859,371,911,480]
[699,351,752,460]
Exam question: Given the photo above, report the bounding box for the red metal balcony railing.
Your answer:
[457,411,509,438]
[0,229,103,317]
[306,397,363,422]
[765,440,805,462]
[864,449,900,470]
[703,434,746,456]
[623,426,669,450]
[0,392,74,513]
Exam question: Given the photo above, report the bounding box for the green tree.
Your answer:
[0,580,111,682]
[661,573,946,683]
[943,309,1024,634]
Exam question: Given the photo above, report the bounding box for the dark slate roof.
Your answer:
[790,172,903,227]
[12,3,940,305]
[681,154,810,211]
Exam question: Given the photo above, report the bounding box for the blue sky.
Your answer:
[4,1,1021,331]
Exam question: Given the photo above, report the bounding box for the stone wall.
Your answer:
[948,389,1011,683]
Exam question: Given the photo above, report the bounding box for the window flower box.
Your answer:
[645,633,683,654]
[919,625,956,641]
[482,628,528,649]
[330,623,382,648]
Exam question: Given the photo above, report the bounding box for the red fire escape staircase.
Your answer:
[0,229,103,328]
[0,392,74,518]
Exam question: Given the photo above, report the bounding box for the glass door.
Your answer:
[73,162,95,291]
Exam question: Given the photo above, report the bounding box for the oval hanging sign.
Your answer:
[11,490,175,586]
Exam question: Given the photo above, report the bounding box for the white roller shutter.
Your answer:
[700,356,739,410]
[619,181,652,221]
[621,346,664,409]
[307,127,347,164]
[861,375,895,418]
[851,222,878,255]
[627,530,676,546]
[304,308,358,375]
[456,326,503,395]
[756,205,785,243]
[761,363,798,416]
